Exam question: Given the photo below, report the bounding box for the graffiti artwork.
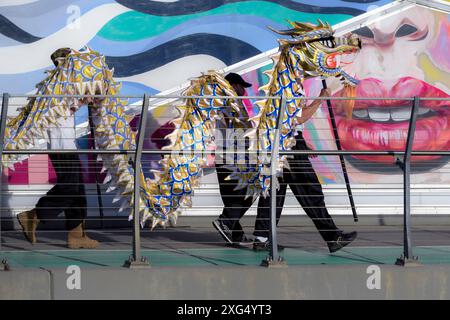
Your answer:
[242,5,450,185]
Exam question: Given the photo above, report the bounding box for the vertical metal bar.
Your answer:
[125,94,150,268]
[87,104,105,229]
[403,97,419,260]
[0,94,10,251]
[267,95,286,264]
[321,80,358,222]
[403,153,412,260]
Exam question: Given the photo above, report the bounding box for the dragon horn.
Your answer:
[286,19,296,27]
[267,25,298,36]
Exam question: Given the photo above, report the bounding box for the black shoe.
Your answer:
[231,223,245,243]
[231,235,253,248]
[252,238,285,252]
[212,219,233,244]
[327,231,357,253]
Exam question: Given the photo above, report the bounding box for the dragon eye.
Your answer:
[318,38,335,48]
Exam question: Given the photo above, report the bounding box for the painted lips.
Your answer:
[332,77,450,164]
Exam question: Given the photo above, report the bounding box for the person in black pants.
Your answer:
[252,89,357,253]
[17,152,98,248]
[214,164,255,244]
[35,153,88,231]
[212,73,255,245]
[16,48,98,249]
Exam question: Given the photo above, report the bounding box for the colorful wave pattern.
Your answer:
[0,0,392,95]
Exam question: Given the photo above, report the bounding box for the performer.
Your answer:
[16,48,98,249]
[212,73,255,245]
[253,88,357,253]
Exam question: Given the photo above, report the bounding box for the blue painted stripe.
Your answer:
[0,14,41,42]
[0,68,47,93]
[105,33,261,77]
[115,0,365,16]
[0,0,114,38]
[0,33,261,91]
[0,32,22,46]
[89,14,284,56]
[290,0,391,11]
[107,81,159,105]
[0,0,392,43]
[0,71,158,102]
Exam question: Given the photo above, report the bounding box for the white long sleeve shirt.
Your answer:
[47,101,78,150]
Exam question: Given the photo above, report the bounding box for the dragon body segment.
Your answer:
[247,52,307,195]
[145,71,244,225]
[247,20,361,195]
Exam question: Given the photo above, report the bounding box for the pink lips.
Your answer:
[332,77,450,163]
[334,77,450,109]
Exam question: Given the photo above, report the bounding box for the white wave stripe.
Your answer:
[116,55,227,92]
[0,3,131,74]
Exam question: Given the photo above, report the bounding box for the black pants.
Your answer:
[254,132,340,243]
[216,164,255,240]
[35,153,87,230]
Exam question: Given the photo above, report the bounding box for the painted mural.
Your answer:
[0,0,391,185]
[0,0,390,94]
[241,5,450,185]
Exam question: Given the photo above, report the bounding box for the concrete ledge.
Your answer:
[2,264,443,300]
[2,264,450,300]
[0,268,51,300]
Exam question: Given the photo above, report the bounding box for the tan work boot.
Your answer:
[17,209,40,244]
[67,222,99,249]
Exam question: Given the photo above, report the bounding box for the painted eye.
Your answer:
[325,55,337,68]
[395,24,418,37]
[352,26,374,38]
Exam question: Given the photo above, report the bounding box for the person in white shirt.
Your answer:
[17,48,98,249]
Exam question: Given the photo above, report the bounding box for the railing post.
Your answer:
[124,94,150,268]
[395,96,420,266]
[0,93,10,256]
[262,95,287,267]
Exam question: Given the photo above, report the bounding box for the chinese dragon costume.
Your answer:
[2,20,360,228]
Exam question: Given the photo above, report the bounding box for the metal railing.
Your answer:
[0,92,448,268]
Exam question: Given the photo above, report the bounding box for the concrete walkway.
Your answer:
[1,216,450,299]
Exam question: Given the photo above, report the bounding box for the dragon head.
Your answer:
[271,19,361,87]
